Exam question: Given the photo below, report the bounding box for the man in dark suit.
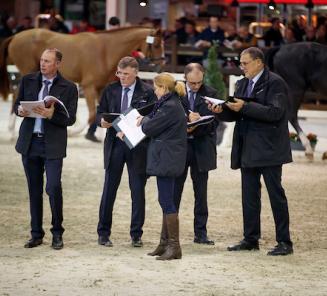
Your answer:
[96,56,156,247]
[209,47,293,256]
[14,48,78,250]
[175,63,218,245]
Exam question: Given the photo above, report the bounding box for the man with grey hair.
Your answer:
[174,63,218,245]
[96,56,156,248]
[209,47,293,256]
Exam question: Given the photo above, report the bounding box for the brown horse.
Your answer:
[0,26,164,126]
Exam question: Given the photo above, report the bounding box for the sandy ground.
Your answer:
[0,99,327,296]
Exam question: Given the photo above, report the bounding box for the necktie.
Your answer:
[121,87,130,112]
[43,80,51,99]
[36,80,51,133]
[189,91,195,111]
[246,79,254,98]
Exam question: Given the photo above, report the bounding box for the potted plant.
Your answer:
[289,132,318,151]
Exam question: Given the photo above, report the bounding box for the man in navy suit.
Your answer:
[14,48,78,250]
[209,47,293,256]
[175,63,218,245]
[96,56,156,247]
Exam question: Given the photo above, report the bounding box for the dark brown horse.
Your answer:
[0,26,164,128]
[268,42,327,158]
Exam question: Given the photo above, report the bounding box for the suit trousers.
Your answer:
[97,139,147,239]
[174,140,209,239]
[241,165,292,245]
[22,136,64,239]
[157,176,177,214]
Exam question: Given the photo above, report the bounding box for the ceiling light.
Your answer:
[139,0,148,7]
[268,0,276,10]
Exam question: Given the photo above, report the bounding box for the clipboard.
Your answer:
[102,113,121,123]
[112,108,146,149]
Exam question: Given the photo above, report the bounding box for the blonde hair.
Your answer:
[153,72,186,97]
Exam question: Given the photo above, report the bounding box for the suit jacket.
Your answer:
[181,84,218,172]
[14,71,78,159]
[96,77,156,171]
[217,67,292,169]
[142,93,187,177]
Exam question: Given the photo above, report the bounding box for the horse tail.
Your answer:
[264,46,280,71]
[0,36,13,101]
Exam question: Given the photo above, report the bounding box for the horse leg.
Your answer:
[289,111,314,160]
[82,86,101,142]
[8,89,18,141]
[67,83,89,137]
[288,90,314,160]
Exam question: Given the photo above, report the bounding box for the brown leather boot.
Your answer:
[148,214,167,256]
[156,213,182,260]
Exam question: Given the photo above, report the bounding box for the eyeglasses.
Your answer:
[115,71,134,77]
[239,59,256,68]
[187,80,203,86]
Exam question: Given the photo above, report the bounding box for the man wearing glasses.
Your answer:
[96,56,156,247]
[208,47,293,256]
[175,63,218,245]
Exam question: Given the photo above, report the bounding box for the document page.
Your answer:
[116,109,145,148]
[20,101,46,118]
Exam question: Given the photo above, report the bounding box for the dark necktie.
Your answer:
[246,79,254,98]
[43,80,51,99]
[121,87,130,112]
[189,90,195,111]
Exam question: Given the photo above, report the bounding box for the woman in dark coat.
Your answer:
[137,73,187,260]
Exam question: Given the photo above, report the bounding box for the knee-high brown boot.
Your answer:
[148,214,167,256]
[156,213,182,260]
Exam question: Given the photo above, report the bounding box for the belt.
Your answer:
[32,132,44,138]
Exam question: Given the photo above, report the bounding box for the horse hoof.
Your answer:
[305,152,314,161]
[322,152,327,160]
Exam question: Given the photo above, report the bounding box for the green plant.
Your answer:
[289,132,318,143]
[204,42,226,99]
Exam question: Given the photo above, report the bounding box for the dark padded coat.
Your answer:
[141,93,187,177]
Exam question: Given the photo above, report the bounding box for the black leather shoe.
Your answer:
[52,236,64,250]
[267,242,293,256]
[24,238,43,248]
[227,240,259,251]
[131,237,143,247]
[194,237,215,245]
[98,236,113,247]
[85,133,101,143]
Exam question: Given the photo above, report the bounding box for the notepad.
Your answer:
[187,115,215,128]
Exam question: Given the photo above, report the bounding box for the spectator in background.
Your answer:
[71,19,96,34]
[195,16,225,63]
[16,16,34,33]
[0,16,17,38]
[108,16,120,29]
[292,15,306,42]
[183,20,199,46]
[304,26,316,42]
[195,16,225,49]
[233,25,257,50]
[284,26,297,44]
[263,17,284,47]
[224,24,238,42]
[48,10,69,34]
[316,23,327,45]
